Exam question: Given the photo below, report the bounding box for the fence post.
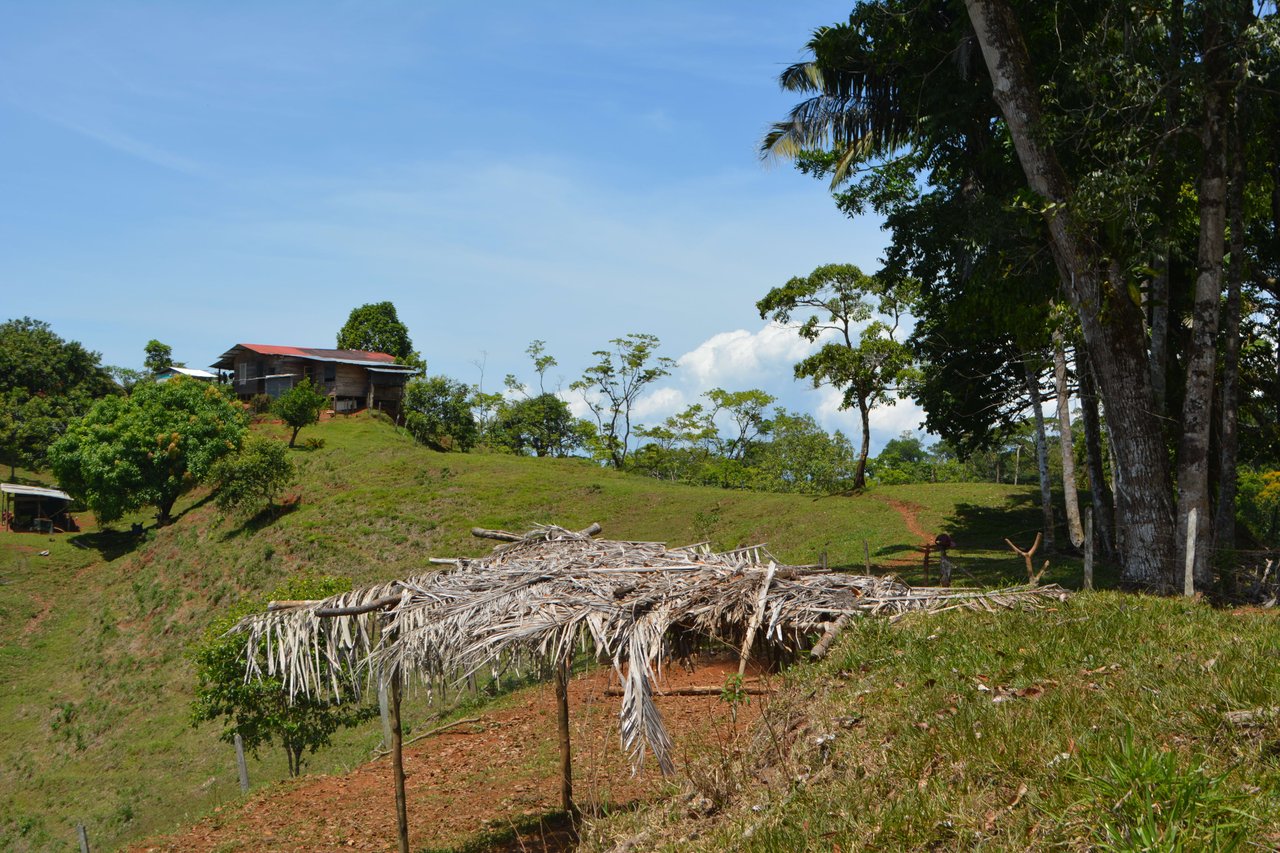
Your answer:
[1184,507,1197,597]
[234,732,250,794]
[76,823,90,853]
[1083,508,1094,591]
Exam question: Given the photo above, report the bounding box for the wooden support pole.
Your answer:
[76,823,90,853]
[378,680,392,750]
[553,661,577,818]
[1083,509,1094,591]
[938,550,952,588]
[739,562,777,677]
[234,733,250,794]
[863,539,871,573]
[922,544,932,585]
[390,672,410,853]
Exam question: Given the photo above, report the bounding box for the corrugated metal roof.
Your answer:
[163,366,218,379]
[1,483,72,501]
[212,344,401,370]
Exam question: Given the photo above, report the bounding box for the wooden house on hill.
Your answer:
[211,344,417,415]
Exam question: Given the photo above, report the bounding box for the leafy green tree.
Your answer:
[191,575,376,776]
[488,393,584,457]
[144,340,174,374]
[632,404,718,481]
[106,366,149,394]
[749,409,858,495]
[210,435,295,517]
[758,264,917,489]
[404,375,478,452]
[570,333,675,469]
[0,317,117,475]
[704,388,776,460]
[336,302,418,365]
[272,378,328,447]
[49,378,247,524]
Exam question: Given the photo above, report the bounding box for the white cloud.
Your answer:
[677,322,815,388]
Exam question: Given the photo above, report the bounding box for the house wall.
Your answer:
[224,350,408,414]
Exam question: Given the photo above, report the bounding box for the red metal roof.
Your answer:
[235,344,398,363]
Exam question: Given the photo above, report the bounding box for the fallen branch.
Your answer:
[810,614,852,660]
[1222,707,1280,726]
[372,717,486,758]
[316,593,402,617]
[603,685,770,697]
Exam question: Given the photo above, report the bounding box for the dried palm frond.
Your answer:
[233,524,1067,774]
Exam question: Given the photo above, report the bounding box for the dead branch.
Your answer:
[810,614,852,660]
[372,717,486,758]
[603,686,770,697]
[1005,533,1043,583]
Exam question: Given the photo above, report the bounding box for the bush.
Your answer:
[191,575,377,776]
[210,435,295,517]
[403,375,478,452]
[250,394,274,415]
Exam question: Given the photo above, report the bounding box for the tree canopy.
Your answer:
[0,317,117,474]
[50,378,247,524]
[404,375,478,452]
[336,302,418,365]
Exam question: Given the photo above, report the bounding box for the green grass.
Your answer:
[0,413,1117,851]
[623,593,1280,851]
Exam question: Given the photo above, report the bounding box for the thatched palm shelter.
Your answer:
[236,524,1067,852]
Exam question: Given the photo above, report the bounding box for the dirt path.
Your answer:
[132,659,766,853]
[873,495,933,544]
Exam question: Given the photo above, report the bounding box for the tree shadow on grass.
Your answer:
[420,802,644,853]
[220,502,301,541]
[69,529,144,562]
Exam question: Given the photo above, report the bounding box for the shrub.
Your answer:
[250,393,274,415]
[272,378,328,447]
[191,575,377,776]
[210,435,295,517]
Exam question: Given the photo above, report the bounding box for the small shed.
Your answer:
[155,366,218,382]
[1,484,78,533]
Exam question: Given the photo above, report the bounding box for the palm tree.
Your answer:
[761,23,916,187]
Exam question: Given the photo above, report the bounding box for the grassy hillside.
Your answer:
[591,593,1280,851]
[1,413,1070,852]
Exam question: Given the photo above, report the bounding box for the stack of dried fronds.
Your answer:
[238,524,1068,772]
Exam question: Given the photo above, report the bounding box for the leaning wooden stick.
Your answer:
[1005,532,1043,584]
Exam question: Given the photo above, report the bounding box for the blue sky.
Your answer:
[1,2,925,449]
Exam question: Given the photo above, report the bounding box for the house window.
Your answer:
[237,363,248,383]
[323,363,336,383]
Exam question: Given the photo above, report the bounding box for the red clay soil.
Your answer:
[131,659,769,853]
[873,496,933,546]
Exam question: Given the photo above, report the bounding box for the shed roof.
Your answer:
[162,366,218,379]
[1,484,72,502]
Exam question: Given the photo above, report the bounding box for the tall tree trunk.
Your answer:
[854,399,870,490]
[1148,0,1184,420]
[1053,328,1084,548]
[1213,10,1251,557]
[1176,6,1232,591]
[965,0,1177,589]
[1078,348,1116,560]
[1024,360,1056,553]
